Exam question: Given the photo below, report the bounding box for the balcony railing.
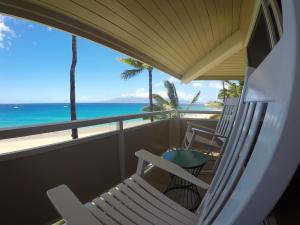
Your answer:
[0,109,220,149]
[0,108,221,172]
[0,109,220,224]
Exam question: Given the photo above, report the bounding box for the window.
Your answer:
[267,0,283,43]
[247,8,272,68]
[247,0,283,68]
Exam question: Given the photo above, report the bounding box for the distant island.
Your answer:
[103,97,149,104]
[204,101,223,109]
[104,96,205,105]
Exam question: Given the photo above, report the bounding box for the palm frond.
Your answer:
[142,104,166,120]
[152,94,169,106]
[118,57,145,69]
[142,104,163,112]
[121,68,144,80]
[186,91,201,110]
[218,80,244,100]
[164,80,178,109]
[224,80,232,86]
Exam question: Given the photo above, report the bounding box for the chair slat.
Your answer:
[124,179,194,225]
[215,99,228,133]
[101,192,152,225]
[86,203,119,225]
[203,103,266,224]
[207,103,255,207]
[132,175,197,219]
[217,104,230,135]
[109,187,170,225]
[199,103,266,225]
[117,183,184,225]
[93,197,134,225]
[197,102,251,215]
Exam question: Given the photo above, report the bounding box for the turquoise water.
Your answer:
[0,103,212,128]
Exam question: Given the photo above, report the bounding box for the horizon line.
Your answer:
[0,101,206,105]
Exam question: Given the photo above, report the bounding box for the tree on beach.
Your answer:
[70,35,78,139]
[118,57,154,120]
[217,80,244,100]
[206,80,243,109]
[143,80,200,119]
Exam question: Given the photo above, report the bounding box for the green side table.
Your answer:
[163,149,208,211]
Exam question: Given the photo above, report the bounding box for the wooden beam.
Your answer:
[194,75,245,80]
[181,31,243,83]
[240,0,262,47]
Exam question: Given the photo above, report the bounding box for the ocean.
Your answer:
[0,103,212,128]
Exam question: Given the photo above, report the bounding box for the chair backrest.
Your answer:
[194,67,259,223]
[182,97,240,149]
[215,98,240,137]
[197,100,268,224]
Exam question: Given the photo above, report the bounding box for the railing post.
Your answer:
[168,111,172,148]
[176,110,181,147]
[117,120,126,181]
[168,110,180,148]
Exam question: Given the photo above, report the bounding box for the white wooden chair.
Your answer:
[47,150,209,225]
[182,98,240,153]
[182,97,239,172]
[46,84,270,225]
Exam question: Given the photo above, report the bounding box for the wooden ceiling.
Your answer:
[197,49,246,80]
[0,0,258,82]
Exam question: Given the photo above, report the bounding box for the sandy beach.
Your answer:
[0,114,214,155]
[0,120,149,154]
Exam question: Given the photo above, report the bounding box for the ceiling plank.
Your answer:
[181,31,243,83]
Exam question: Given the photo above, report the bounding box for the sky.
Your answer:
[0,14,225,104]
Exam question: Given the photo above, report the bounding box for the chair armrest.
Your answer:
[187,122,216,133]
[192,128,227,138]
[47,185,100,225]
[135,150,209,190]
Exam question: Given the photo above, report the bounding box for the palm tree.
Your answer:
[70,35,78,139]
[119,57,154,117]
[143,80,200,119]
[218,80,244,100]
[222,81,226,103]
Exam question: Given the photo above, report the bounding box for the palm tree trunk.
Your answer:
[222,81,226,103]
[70,35,78,139]
[148,67,153,122]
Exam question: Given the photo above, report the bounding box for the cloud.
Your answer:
[47,26,54,31]
[122,88,149,98]
[176,91,195,101]
[168,77,180,83]
[122,88,199,102]
[27,24,33,28]
[156,90,200,101]
[0,15,15,49]
[208,81,228,89]
[154,82,163,87]
[208,81,223,89]
[192,81,204,87]
[192,81,225,89]
[192,81,226,90]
